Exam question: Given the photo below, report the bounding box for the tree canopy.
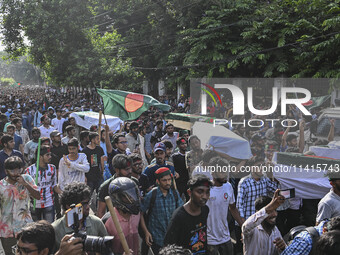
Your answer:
[1,0,339,91]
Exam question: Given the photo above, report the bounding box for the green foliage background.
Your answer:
[1,0,340,93]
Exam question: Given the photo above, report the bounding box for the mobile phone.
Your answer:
[65,203,83,228]
[279,188,295,199]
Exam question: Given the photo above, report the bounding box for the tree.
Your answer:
[1,0,139,88]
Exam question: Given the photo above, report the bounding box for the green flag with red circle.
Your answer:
[97,89,171,120]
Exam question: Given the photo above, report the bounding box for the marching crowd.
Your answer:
[0,86,339,255]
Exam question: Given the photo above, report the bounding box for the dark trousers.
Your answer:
[277,208,302,237]
[234,225,243,255]
[301,199,320,226]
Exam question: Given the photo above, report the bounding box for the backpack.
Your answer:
[138,187,179,238]
[285,225,320,255]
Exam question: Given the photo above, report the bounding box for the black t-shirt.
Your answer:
[164,205,209,254]
[50,143,68,169]
[172,152,189,187]
[83,146,104,181]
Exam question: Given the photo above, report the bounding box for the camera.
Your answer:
[66,204,114,255]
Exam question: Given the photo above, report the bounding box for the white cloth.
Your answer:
[207,183,235,245]
[242,208,284,255]
[58,153,90,191]
[51,118,65,133]
[310,145,340,159]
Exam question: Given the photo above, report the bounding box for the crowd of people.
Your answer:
[0,86,339,255]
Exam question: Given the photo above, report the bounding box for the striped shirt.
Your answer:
[237,175,278,220]
[25,163,57,208]
[281,221,327,255]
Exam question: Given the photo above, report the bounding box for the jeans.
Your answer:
[208,240,234,255]
[35,205,55,223]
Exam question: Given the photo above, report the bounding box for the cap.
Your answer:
[154,142,166,152]
[155,167,172,179]
[50,130,61,138]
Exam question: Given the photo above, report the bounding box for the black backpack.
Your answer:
[138,187,179,238]
[285,225,320,254]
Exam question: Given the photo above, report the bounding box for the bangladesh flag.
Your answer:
[97,89,171,120]
[302,95,330,111]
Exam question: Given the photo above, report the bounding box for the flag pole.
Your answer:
[33,138,42,210]
[105,196,130,255]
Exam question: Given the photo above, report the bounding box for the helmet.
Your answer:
[108,177,141,215]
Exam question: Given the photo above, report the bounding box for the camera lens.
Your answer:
[84,235,114,254]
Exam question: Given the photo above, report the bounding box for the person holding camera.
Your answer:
[0,156,40,255]
[52,182,108,251]
[242,190,286,255]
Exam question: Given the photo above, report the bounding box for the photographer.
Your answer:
[52,182,108,251]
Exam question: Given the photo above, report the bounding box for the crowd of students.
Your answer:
[0,86,339,255]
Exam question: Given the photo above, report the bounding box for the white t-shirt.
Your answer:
[39,125,56,139]
[51,118,65,133]
[207,182,235,245]
[58,153,90,191]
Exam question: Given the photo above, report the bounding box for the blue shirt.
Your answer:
[143,161,175,187]
[141,188,183,246]
[14,134,23,151]
[0,149,24,180]
[281,221,327,255]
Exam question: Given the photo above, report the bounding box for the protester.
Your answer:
[39,116,56,139]
[25,145,62,223]
[141,167,184,255]
[0,156,40,254]
[125,121,139,152]
[316,175,340,224]
[51,109,65,134]
[14,220,55,255]
[143,142,177,187]
[242,190,286,255]
[79,130,90,151]
[164,174,212,254]
[83,131,105,194]
[97,154,137,218]
[282,216,340,255]
[207,157,245,255]
[52,182,108,250]
[105,177,141,255]
[13,117,29,145]
[185,135,203,176]
[58,138,90,191]
[162,123,179,152]
[61,125,75,145]
[315,230,340,255]
[172,137,189,200]
[24,127,40,165]
[6,124,24,154]
[0,134,24,180]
